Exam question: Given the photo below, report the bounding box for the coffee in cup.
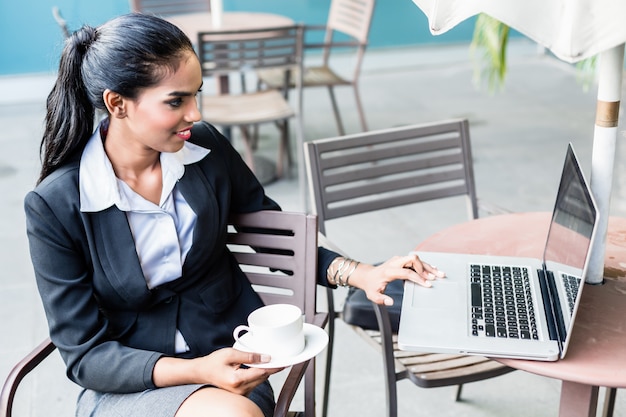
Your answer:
[233,304,305,358]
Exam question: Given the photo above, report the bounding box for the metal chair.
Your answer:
[1,210,325,417]
[197,24,305,193]
[257,0,375,135]
[129,0,210,16]
[304,119,514,417]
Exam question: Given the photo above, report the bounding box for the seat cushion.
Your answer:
[342,279,403,332]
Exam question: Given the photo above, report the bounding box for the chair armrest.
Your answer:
[1,338,56,417]
[372,302,406,380]
[273,359,309,417]
[273,314,328,417]
[311,312,329,329]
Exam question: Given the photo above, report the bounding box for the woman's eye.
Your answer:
[168,98,183,107]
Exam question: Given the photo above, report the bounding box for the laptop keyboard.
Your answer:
[470,264,538,340]
[560,272,581,315]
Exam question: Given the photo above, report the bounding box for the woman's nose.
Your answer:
[187,99,202,122]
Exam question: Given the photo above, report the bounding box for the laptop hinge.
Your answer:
[537,268,566,347]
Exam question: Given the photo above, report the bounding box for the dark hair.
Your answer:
[39,13,195,183]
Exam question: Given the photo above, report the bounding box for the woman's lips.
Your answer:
[176,128,192,140]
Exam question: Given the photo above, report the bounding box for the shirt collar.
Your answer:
[79,122,210,212]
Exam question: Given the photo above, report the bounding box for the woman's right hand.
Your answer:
[200,348,284,395]
[153,347,284,395]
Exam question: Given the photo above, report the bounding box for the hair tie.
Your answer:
[74,26,98,53]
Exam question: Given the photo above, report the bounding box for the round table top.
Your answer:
[166,11,295,40]
[414,212,626,388]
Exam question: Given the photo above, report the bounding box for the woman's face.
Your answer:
[117,51,203,154]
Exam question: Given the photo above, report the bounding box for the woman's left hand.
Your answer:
[350,253,445,306]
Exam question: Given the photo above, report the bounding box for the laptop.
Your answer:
[397,143,598,361]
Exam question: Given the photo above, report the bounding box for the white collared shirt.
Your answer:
[79,124,210,352]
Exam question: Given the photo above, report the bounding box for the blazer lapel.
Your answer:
[90,165,220,302]
[176,164,221,272]
[91,206,151,304]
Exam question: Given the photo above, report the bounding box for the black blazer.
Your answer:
[24,122,337,393]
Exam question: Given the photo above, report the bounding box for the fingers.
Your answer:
[366,290,394,306]
[359,253,447,305]
[403,254,444,284]
[244,352,272,365]
[230,350,285,374]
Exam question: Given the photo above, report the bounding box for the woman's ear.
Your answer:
[103,89,127,118]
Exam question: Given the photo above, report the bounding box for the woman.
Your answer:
[24,13,444,417]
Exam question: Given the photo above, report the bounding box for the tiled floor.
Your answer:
[1,39,625,416]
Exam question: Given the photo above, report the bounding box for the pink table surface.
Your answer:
[414,212,626,417]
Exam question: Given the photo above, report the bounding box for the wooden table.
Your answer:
[413,212,626,417]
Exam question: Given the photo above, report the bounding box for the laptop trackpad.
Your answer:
[411,281,464,309]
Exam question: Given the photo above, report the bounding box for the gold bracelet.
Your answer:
[334,258,347,286]
[330,257,358,287]
[327,257,341,286]
[344,260,360,287]
[327,257,361,287]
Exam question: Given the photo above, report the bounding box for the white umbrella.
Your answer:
[412,0,625,284]
[210,0,223,28]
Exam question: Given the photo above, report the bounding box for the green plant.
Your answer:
[470,13,597,93]
[470,14,510,93]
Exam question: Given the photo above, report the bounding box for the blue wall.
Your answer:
[0,0,477,76]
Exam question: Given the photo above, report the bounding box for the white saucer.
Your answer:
[233,323,329,368]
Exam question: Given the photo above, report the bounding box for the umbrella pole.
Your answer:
[586,44,624,284]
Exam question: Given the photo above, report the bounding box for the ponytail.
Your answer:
[39,26,98,184]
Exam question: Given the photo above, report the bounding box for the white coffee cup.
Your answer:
[233,304,305,358]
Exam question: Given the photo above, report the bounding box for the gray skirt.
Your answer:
[75,380,275,417]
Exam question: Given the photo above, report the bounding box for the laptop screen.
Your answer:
[543,144,597,277]
[541,144,598,353]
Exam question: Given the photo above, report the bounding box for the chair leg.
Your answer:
[304,358,316,417]
[249,124,260,151]
[352,84,368,132]
[373,303,398,417]
[454,384,464,401]
[321,288,336,417]
[326,86,345,136]
[275,120,292,178]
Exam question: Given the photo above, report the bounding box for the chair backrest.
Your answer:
[304,119,479,235]
[129,0,210,16]
[226,210,320,417]
[197,24,304,82]
[319,0,375,68]
[227,210,318,322]
[326,0,375,45]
